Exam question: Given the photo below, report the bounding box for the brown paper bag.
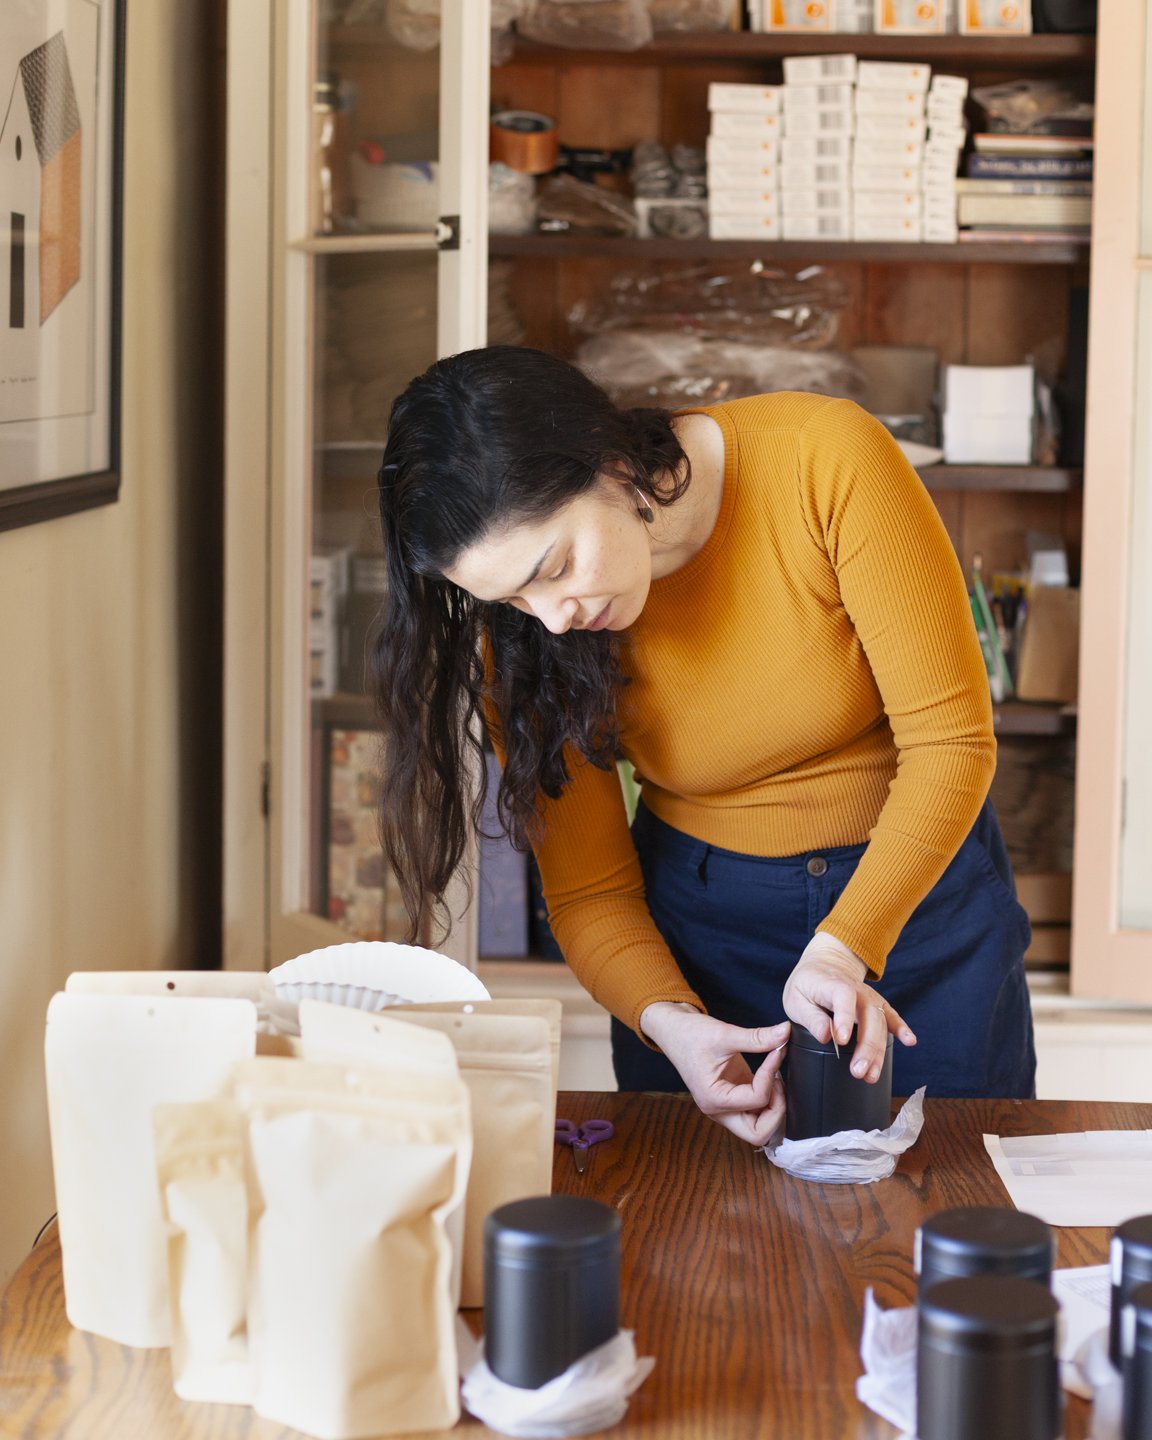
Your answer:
[63,969,301,1052]
[372,1002,560,1307]
[232,1057,471,1439]
[44,992,258,1346]
[153,1100,251,1404]
[396,997,563,1092]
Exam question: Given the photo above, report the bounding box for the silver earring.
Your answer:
[634,486,654,524]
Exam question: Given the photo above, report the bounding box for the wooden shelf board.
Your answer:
[508,32,1096,70]
[488,234,1089,264]
[992,701,1077,736]
[918,465,1082,492]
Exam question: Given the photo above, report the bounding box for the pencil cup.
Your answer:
[917,1275,1062,1440]
[784,1024,893,1141]
[484,1195,620,1389]
[915,1206,1054,1297]
[1121,1281,1152,1440]
[1112,1217,1152,1370]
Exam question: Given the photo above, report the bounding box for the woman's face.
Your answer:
[443,479,652,635]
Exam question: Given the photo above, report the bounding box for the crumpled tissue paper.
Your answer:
[457,1320,655,1439]
[855,1285,1124,1440]
[764,1087,927,1184]
[856,1288,918,1436]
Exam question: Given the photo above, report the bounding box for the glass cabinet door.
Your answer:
[1071,0,1152,999]
[225,0,489,969]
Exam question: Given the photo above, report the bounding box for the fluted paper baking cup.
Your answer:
[269,941,490,1011]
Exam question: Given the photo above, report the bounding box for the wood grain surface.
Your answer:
[2,1094,1146,1439]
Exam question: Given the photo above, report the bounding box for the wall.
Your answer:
[0,0,222,1284]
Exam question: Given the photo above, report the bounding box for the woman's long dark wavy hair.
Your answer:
[372,345,690,941]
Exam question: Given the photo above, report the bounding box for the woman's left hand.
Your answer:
[782,932,916,1083]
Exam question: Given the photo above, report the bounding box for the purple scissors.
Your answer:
[554,1118,615,1173]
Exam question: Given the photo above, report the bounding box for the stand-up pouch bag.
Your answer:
[232,1056,472,1439]
[153,1099,251,1403]
[44,992,257,1346]
[309,1000,559,1307]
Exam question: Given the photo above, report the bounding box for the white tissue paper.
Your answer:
[856,1289,918,1436]
[856,1270,1125,1440]
[458,1320,655,1439]
[764,1087,927,1184]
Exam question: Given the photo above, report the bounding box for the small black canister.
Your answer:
[916,1206,1054,1297]
[484,1195,620,1389]
[1121,1280,1152,1440]
[784,1024,893,1141]
[917,1275,1062,1440]
[1112,1217,1152,1370]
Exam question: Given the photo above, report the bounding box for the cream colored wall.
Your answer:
[0,3,219,1284]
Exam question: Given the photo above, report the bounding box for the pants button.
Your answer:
[806,856,829,877]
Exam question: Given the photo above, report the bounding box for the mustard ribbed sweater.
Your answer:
[531,392,996,1035]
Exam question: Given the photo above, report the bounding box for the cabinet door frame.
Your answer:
[1071,0,1152,999]
[223,0,490,970]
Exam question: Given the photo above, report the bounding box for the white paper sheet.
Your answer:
[982,1130,1152,1227]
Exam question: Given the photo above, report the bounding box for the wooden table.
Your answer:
[2,1093,1147,1439]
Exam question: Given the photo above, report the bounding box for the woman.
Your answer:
[373,346,1036,1146]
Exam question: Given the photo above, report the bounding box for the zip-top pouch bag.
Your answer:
[44,992,257,1346]
[232,1056,471,1439]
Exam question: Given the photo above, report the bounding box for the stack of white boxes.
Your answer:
[942,364,1035,464]
[779,53,857,242]
[852,61,928,242]
[705,82,784,242]
[922,73,968,242]
[705,53,967,247]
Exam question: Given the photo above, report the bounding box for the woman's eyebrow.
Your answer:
[495,543,554,603]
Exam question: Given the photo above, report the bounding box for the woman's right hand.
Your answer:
[638,1002,789,1147]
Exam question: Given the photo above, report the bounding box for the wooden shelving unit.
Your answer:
[488,234,1089,264]
[508,31,1095,69]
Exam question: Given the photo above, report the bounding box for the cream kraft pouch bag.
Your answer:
[44,992,258,1347]
[328,1000,560,1308]
[153,1099,251,1404]
[232,1057,472,1439]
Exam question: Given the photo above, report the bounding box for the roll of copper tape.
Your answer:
[490,109,559,175]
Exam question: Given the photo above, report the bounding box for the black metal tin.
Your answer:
[916,1207,1054,1297]
[917,1275,1062,1440]
[484,1195,620,1389]
[1112,1217,1152,1370]
[784,1024,893,1141]
[1121,1280,1152,1440]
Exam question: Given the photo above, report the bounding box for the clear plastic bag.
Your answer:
[970,78,1094,135]
[536,174,638,236]
[575,329,868,410]
[516,0,654,50]
[648,0,733,31]
[568,262,850,351]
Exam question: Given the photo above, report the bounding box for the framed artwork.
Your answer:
[0,0,124,532]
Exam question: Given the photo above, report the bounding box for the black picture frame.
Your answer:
[0,0,125,533]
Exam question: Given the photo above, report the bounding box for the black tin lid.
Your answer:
[919,1275,1059,1351]
[790,1023,895,1055]
[918,1207,1053,1277]
[485,1195,620,1269]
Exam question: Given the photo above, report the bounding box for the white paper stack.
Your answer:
[942,364,1035,465]
[851,60,929,242]
[922,72,968,241]
[778,54,856,241]
[706,81,783,241]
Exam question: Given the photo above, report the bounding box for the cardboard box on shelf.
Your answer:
[1015,587,1080,704]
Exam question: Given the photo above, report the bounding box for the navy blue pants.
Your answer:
[611,800,1037,1099]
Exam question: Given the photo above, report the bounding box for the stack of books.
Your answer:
[957,134,1093,238]
[959,89,1093,240]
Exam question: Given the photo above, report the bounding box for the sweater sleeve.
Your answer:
[798,400,996,974]
[485,726,705,1037]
